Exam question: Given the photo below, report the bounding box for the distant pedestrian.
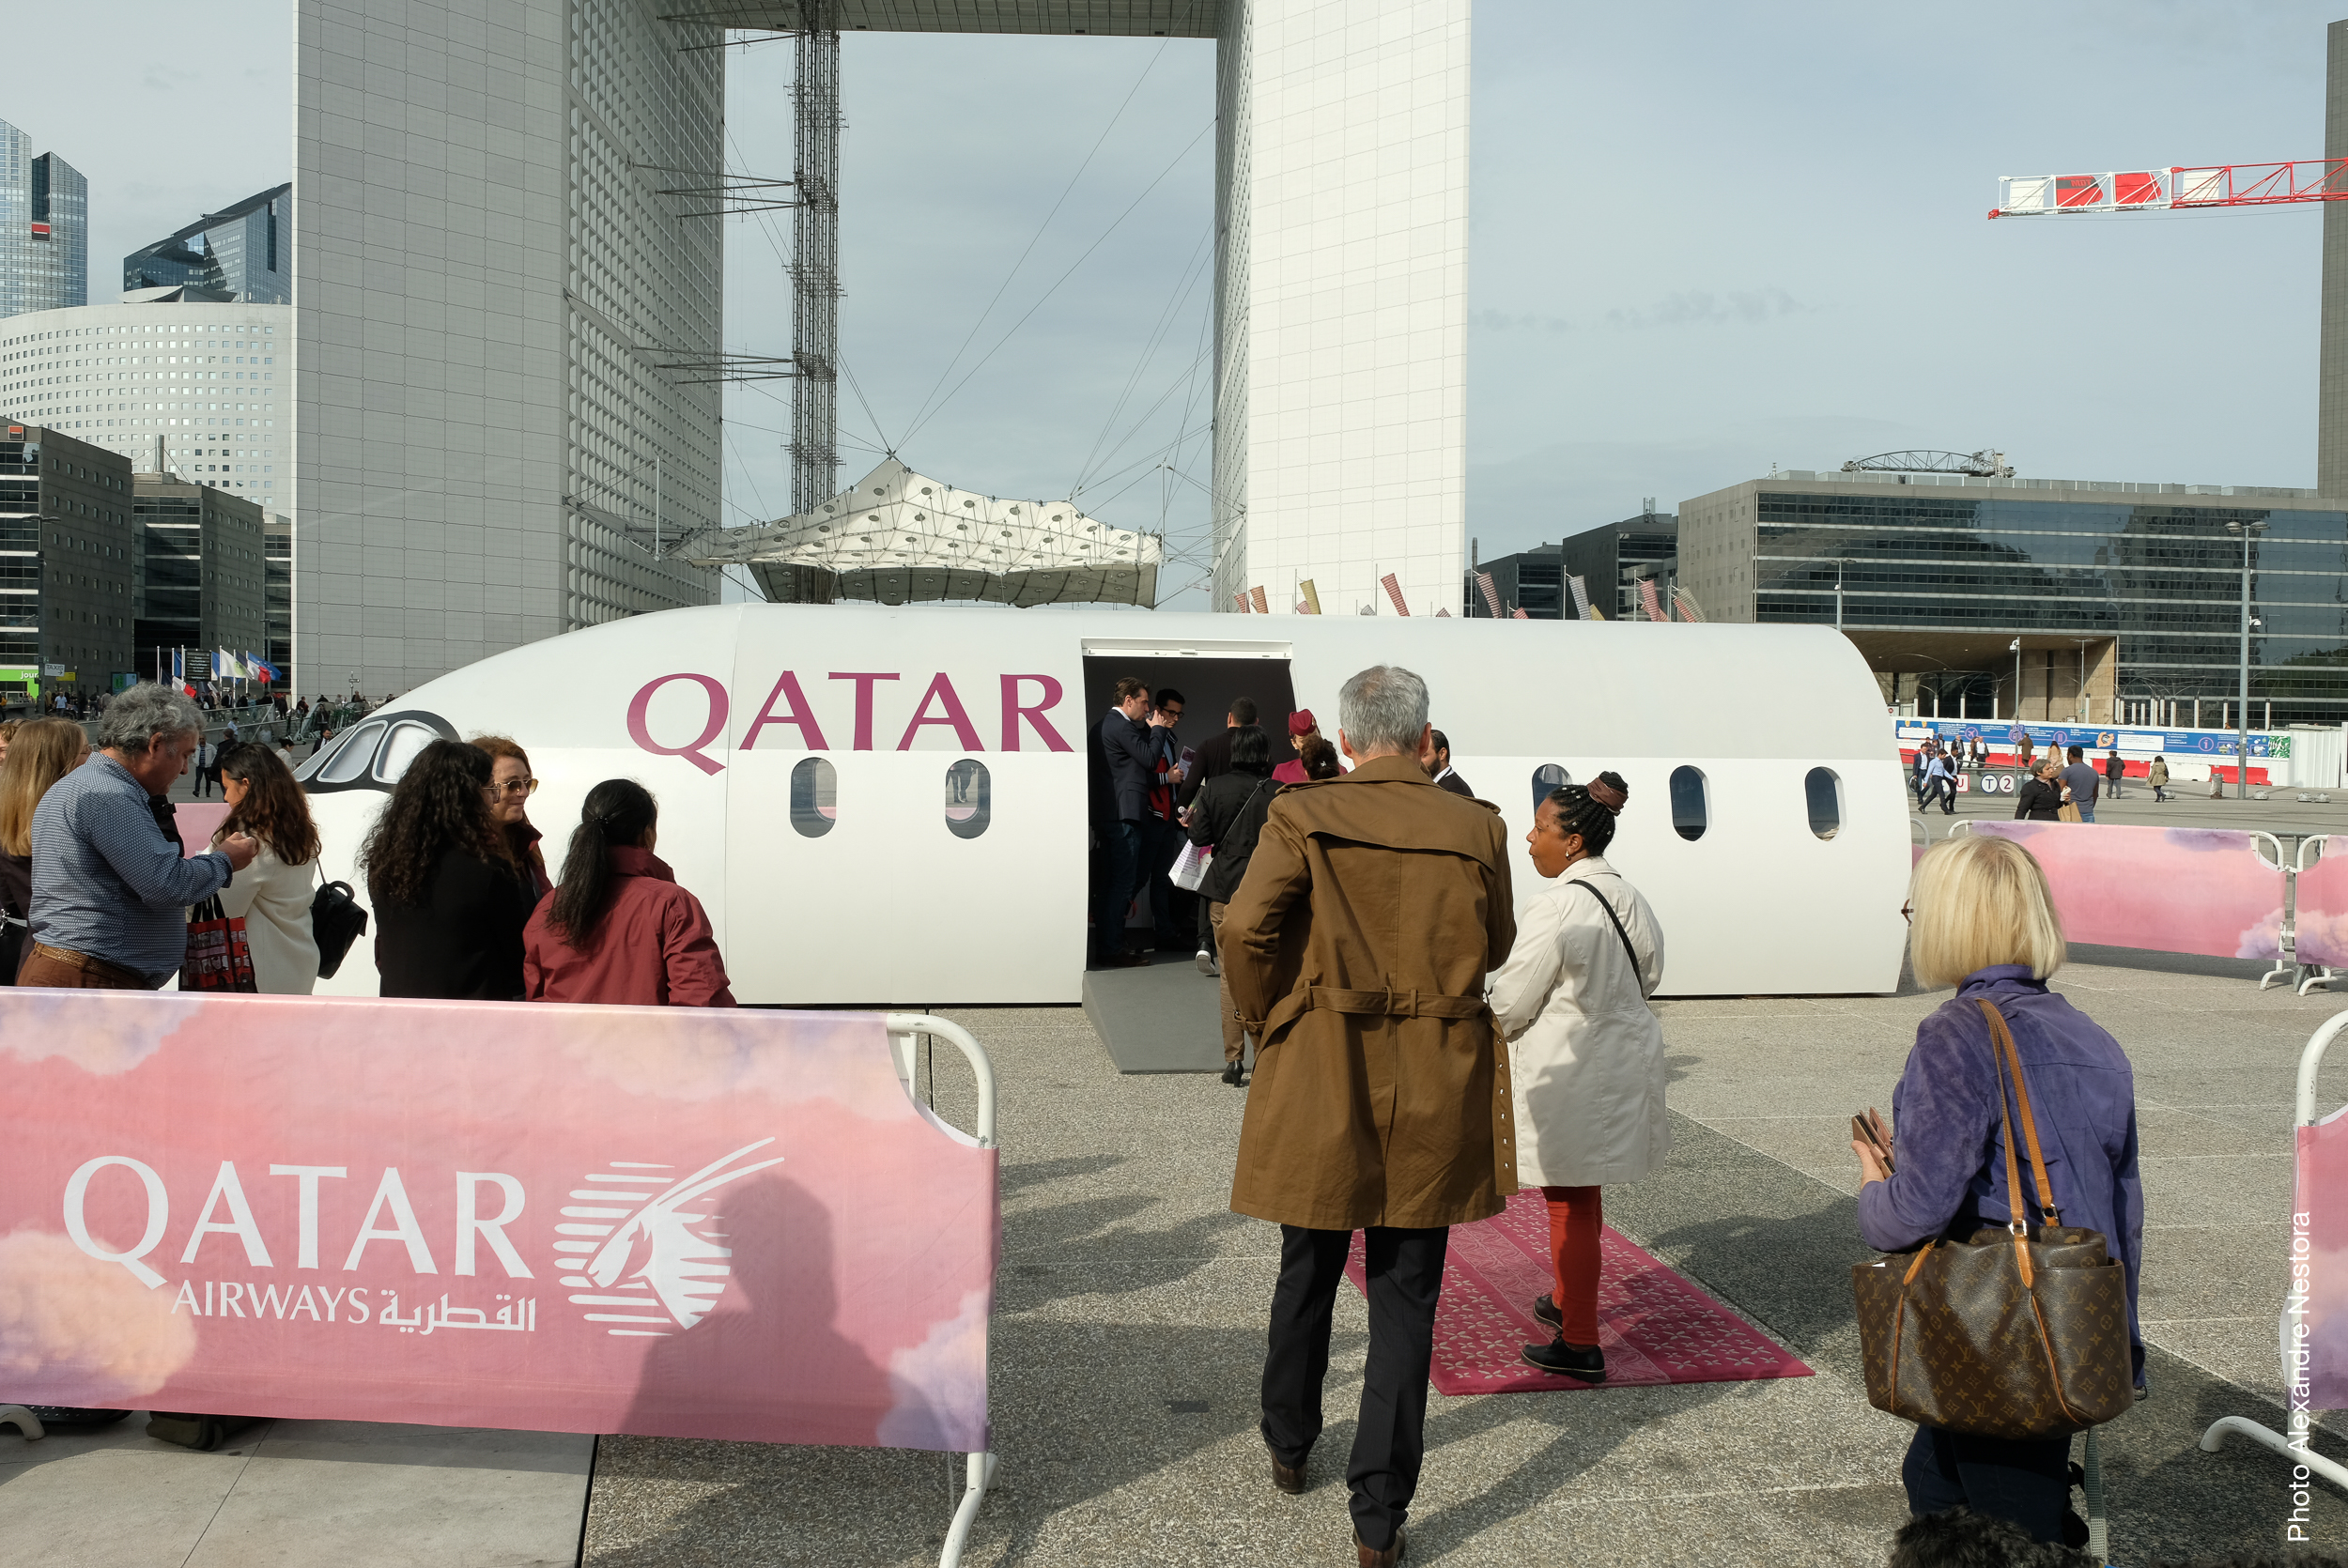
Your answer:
[0,719,91,984]
[191,734,220,799]
[212,743,322,994]
[1223,664,1516,1568]
[1180,697,1259,968]
[1185,723,1276,1084]
[2149,755,2170,803]
[1925,750,1956,815]
[1142,687,1193,954]
[1487,771,1666,1383]
[1428,728,1475,797]
[2013,759,2064,822]
[20,684,255,990]
[363,738,535,1000]
[2103,748,2124,800]
[524,779,734,1007]
[472,734,552,899]
[2059,746,2101,823]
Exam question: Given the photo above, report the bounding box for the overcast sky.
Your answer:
[8,2,2343,610]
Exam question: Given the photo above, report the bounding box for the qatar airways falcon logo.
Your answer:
[552,1140,784,1336]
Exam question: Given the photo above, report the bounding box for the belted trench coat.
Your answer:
[1222,752,1520,1231]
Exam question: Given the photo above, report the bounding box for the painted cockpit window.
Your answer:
[790,756,837,838]
[1805,767,1843,840]
[945,760,990,839]
[1670,765,1708,841]
[293,712,457,794]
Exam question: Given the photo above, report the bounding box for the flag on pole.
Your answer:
[1512,607,1529,621]
[1298,579,1321,615]
[1435,607,1451,617]
[1475,570,1502,620]
[1671,586,1706,623]
[1567,575,1591,621]
[1234,592,1253,613]
[1249,585,1269,615]
[1638,578,1665,623]
[247,653,280,684]
[1381,574,1411,616]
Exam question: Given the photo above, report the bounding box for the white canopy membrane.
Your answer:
[672,458,1161,608]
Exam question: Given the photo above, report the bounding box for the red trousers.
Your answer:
[1541,1184,1602,1345]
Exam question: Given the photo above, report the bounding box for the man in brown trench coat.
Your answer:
[1221,663,1517,1568]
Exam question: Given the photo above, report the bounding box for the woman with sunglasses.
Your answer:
[472,734,552,899]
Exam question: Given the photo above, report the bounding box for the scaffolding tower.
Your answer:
[791,5,841,516]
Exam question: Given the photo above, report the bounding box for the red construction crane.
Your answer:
[1988,161,2348,219]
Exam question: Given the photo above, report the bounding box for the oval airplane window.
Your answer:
[1531,764,1571,814]
[790,756,837,838]
[315,720,387,786]
[945,759,990,839]
[1670,765,1708,841]
[1805,766,1843,840]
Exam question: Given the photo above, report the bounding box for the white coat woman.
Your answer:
[212,742,322,993]
[1486,771,1667,1383]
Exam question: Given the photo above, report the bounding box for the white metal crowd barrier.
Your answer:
[885,1013,1000,1568]
[2198,1009,2348,1495]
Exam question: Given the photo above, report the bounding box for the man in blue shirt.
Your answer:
[2059,745,2102,823]
[22,683,255,989]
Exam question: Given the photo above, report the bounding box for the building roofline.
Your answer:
[158,183,290,248]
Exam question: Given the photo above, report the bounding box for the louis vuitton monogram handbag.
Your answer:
[1852,999,2134,1439]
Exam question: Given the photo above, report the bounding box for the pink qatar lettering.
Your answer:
[740,670,829,751]
[627,674,729,776]
[829,671,901,751]
[1000,674,1072,753]
[896,673,983,752]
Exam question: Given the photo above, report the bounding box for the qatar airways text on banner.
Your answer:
[0,992,996,1451]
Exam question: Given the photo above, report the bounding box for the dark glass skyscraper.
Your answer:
[0,119,87,321]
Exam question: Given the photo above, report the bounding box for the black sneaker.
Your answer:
[1532,1293,1562,1329]
[1521,1335,1605,1382]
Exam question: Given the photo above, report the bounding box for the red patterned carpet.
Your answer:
[1345,1191,1814,1395]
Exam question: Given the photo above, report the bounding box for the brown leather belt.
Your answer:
[27,943,153,989]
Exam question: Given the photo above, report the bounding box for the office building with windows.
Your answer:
[123,185,293,304]
[0,423,140,695]
[1678,469,2348,725]
[1463,543,1566,618]
[1560,506,1681,621]
[133,471,268,679]
[0,120,86,322]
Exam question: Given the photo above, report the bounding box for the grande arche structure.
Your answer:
[292,0,1470,696]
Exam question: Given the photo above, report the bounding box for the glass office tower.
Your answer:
[123,185,291,304]
[0,119,87,321]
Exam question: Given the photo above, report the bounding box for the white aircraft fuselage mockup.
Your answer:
[297,605,1908,1001]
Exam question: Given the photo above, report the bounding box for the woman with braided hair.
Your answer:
[523,778,734,1006]
[1485,771,1668,1381]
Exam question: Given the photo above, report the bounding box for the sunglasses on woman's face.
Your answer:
[494,778,538,798]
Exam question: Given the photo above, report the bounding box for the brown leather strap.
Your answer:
[1975,998,2062,1228]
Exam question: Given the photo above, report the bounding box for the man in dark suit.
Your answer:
[1087,675,1157,966]
[1428,730,1475,798]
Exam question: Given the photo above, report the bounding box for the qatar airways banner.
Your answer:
[1966,822,2285,961]
[0,992,996,1451]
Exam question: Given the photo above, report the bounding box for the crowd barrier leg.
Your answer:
[2197,1010,2348,1495]
[885,1014,1000,1566]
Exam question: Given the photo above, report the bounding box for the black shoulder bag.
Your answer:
[310,881,370,979]
[1572,875,1644,977]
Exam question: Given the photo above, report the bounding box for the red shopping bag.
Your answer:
[180,895,258,992]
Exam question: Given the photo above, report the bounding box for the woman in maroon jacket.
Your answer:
[523,778,735,1006]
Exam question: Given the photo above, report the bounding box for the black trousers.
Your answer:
[1902,1424,2072,1544]
[1261,1223,1448,1552]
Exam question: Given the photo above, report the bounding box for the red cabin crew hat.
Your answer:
[1288,709,1317,737]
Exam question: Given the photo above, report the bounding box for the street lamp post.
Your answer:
[2226,519,2267,800]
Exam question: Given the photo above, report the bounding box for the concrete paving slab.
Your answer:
[0,1419,264,1567]
[1081,961,1225,1073]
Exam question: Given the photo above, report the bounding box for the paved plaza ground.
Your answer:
[12,943,2341,1566]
